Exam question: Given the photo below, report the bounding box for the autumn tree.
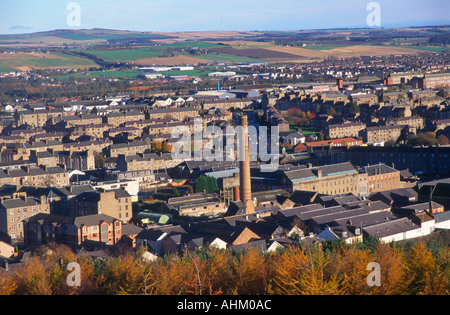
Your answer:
[0,270,17,295]
[151,141,163,153]
[231,246,270,295]
[270,245,311,295]
[13,256,53,295]
[370,243,406,295]
[202,247,234,294]
[96,253,155,295]
[402,242,434,294]
[329,245,373,295]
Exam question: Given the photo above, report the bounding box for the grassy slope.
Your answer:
[0,52,97,72]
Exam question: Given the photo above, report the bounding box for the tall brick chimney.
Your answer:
[239,115,255,214]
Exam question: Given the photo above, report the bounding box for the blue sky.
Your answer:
[0,0,448,34]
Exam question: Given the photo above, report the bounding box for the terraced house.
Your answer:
[68,188,132,223]
[0,165,68,188]
[325,122,366,139]
[107,141,152,158]
[0,193,50,244]
[362,125,405,143]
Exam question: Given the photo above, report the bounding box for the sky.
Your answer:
[0,0,449,34]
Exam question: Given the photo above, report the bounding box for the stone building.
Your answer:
[0,193,50,244]
[68,188,132,223]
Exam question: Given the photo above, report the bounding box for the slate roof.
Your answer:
[24,212,72,225]
[136,225,187,241]
[230,239,267,253]
[121,224,144,236]
[183,222,248,244]
[1,196,43,209]
[72,213,118,227]
[276,203,325,220]
[364,163,399,176]
[284,162,357,182]
[369,188,418,206]
[363,217,420,238]
[333,210,397,227]
[398,201,444,214]
[310,208,369,227]
[434,211,450,224]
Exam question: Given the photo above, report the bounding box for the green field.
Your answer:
[0,64,17,73]
[54,69,142,80]
[0,52,97,72]
[85,48,166,62]
[84,41,224,62]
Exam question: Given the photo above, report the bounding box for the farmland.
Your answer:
[0,26,447,75]
[53,69,142,80]
[133,55,211,66]
[194,52,264,63]
[84,48,166,62]
[208,46,301,60]
[81,40,432,67]
[83,41,225,64]
[0,51,98,71]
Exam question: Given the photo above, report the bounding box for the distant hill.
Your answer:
[1,25,449,47]
[0,29,175,46]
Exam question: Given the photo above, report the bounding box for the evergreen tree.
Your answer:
[194,176,219,193]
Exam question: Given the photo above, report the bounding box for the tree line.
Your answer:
[0,231,448,295]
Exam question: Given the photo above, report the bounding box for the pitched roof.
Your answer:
[333,211,397,227]
[23,213,72,225]
[230,239,267,253]
[1,196,43,209]
[284,162,357,182]
[72,214,118,227]
[363,217,419,238]
[365,164,399,176]
[184,222,248,244]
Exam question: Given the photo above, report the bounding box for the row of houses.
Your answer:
[0,182,134,244]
